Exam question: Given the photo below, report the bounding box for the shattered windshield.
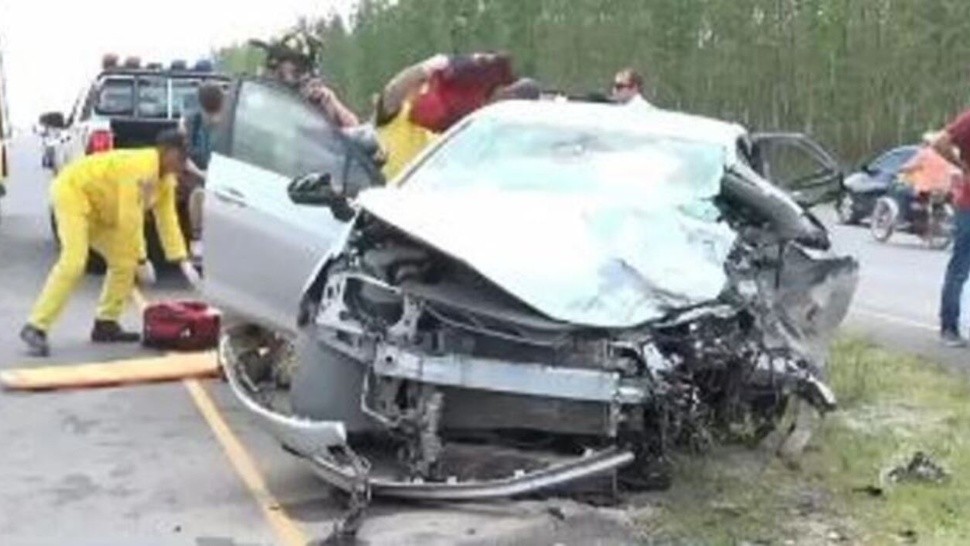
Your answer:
[402,117,726,204]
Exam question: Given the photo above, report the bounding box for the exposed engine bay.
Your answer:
[221,171,858,504]
[217,103,859,526]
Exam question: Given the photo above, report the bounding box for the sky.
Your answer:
[0,0,355,128]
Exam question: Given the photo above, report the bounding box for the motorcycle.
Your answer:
[870,181,954,249]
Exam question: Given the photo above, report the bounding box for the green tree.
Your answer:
[216,0,970,163]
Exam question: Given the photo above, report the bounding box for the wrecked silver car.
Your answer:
[208,95,857,502]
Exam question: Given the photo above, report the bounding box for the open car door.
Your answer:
[749,133,843,207]
[203,78,380,333]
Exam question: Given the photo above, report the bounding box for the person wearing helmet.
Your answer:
[251,31,359,128]
[20,130,199,357]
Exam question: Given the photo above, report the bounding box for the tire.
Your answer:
[290,328,374,433]
[926,203,955,251]
[869,197,898,242]
[49,210,107,275]
[836,193,860,225]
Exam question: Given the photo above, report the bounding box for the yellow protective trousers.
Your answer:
[28,183,138,331]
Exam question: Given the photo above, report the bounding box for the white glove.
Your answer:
[180,260,201,288]
[136,261,157,286]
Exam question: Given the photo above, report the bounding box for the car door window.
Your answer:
[136,76,168,119]
[229,81,347,180]
[754,137,836,189]
[871,148,916,174]
[94,78,134,116]
[759,142,819,187]
[750,134,841,206]
[171,79,200,119]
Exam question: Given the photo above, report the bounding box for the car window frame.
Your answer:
[170,77,202,120]
[90,71,232,121]
[216,77,382,191]
[65,88,88,127]
[93,75,137,117]
[869,146,918,173]
[394,116,474,188]
[133,74,169,119]
[747,132,843,207]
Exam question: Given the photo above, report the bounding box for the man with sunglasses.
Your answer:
[611,68,654,109]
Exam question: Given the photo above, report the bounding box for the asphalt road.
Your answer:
[0,135,321,544]
[828,209,970,370]
[0,134,967,545]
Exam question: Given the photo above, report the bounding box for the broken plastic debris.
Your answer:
[886,451,949,485]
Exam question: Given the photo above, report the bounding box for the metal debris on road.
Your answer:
[886,451,950,485]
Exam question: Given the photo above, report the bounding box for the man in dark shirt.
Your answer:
[931,111,970,346]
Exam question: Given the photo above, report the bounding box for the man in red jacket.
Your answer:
[931,112,970,346]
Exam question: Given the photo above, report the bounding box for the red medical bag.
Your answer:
[143,300,221,351]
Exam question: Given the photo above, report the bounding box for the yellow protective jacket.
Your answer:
[376,99,437,184]
[54,148,187,263]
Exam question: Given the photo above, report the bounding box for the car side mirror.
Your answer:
[288,172,355,221]
[861,164,876,175]
[38,112,66,130]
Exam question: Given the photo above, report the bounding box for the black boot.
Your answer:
[91,320,140,343]
[20,324,50,357]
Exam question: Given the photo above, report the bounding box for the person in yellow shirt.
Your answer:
[375,55,532,183]
[374,56,446,183]
[20,130,199,357]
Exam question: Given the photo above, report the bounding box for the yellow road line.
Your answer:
[184,378,309,546]
[139,287,307,544]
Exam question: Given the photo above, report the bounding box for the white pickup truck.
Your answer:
[38,59,229,265]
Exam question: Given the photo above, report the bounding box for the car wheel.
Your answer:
[926,203,955,251]
[869,197,898,242]
[290,328,373,433]
[836,193,859,225]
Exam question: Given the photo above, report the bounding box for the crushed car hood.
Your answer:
[356,187,737,328]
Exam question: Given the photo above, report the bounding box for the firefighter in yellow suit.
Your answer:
[20,130,200,357]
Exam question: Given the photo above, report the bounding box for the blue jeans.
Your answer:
[940,209,970,334]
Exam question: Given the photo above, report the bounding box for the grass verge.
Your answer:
[636,337,970,545]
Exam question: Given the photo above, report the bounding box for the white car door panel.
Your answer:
[205,154,344,331]
[203,79,372,333]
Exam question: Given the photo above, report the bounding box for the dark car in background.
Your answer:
[836,145,919,225]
